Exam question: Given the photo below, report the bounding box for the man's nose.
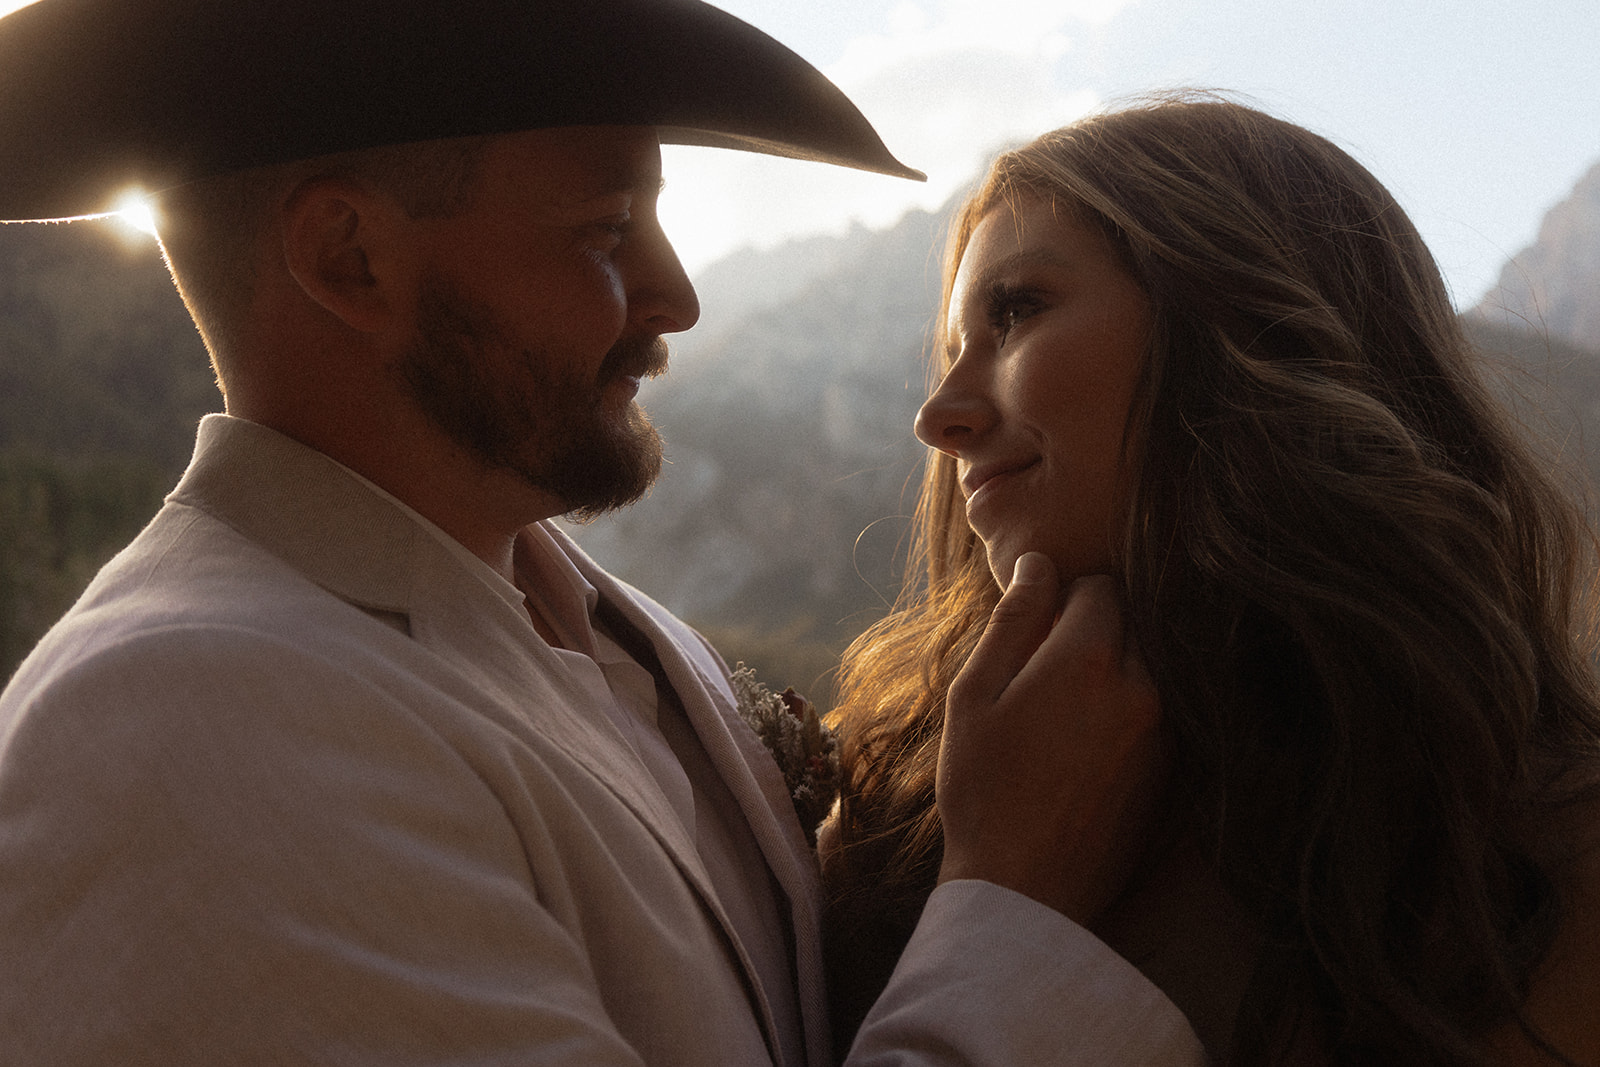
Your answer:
[630,221,700,334]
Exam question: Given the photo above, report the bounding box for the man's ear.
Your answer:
[280,177,409,335]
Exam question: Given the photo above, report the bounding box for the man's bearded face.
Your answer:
[397,272,666,521]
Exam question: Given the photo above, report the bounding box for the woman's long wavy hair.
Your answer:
[823,94,1600,1064]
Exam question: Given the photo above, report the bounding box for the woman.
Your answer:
[821,95,1600,1065]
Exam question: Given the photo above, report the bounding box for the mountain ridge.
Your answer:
[5,164,1600,695]
[1471,160,1600,353]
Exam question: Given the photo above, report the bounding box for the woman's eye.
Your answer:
[985,284,1043,345]
[596,214,633,240]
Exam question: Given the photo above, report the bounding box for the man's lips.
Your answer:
[601,336,670,389]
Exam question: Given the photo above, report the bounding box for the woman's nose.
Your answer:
[914,364,993,454]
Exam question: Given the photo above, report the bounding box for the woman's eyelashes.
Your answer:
[983,281,1046,346]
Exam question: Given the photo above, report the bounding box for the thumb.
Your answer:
[949,552,1060,711]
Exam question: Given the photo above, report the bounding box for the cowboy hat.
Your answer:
[0,0,923,222]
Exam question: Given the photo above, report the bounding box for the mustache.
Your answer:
[599,336,670,386]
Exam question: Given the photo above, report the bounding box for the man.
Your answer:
[0,0,1204,1062]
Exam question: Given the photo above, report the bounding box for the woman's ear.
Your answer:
[279,177,409,335]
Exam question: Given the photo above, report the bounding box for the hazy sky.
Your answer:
[659,0,1599,310]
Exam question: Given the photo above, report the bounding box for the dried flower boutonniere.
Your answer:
[730,664,840,844]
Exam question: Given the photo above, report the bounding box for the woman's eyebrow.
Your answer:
[973,248,1075,283]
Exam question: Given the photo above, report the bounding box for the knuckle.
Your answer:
[988,589,1044,627]
[945,670,988,714]
[945,676,973,709]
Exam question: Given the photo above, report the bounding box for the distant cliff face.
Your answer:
[1473,161,1600,352]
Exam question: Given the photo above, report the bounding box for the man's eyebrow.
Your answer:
[590,167,667,197]
[564,174,666,211]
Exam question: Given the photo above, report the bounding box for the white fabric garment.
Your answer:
[0,414,1206,1065]
[515,526,807,1067]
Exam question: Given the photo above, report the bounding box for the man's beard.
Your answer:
[396,275,666,521]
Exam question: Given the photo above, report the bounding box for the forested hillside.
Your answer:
[0,220,216,672]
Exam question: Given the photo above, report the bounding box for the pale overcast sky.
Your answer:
[659,0,1599,310]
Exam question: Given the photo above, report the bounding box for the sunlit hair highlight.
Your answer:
[824,92,1600,1064]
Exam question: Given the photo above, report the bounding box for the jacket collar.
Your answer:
[169,415,424,617]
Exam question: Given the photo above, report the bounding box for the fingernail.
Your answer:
[1010,552,1049,587]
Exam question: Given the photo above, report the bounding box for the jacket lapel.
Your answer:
[312,520,753,981]
[173,418,741,956]
[554,527,832,1067]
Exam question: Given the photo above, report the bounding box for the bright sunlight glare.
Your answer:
[112,190,159,239]
[0,0,42,17]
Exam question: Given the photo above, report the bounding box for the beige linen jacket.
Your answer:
[0,415,1205,1066]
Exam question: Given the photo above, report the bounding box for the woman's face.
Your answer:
[916,193,1152,588]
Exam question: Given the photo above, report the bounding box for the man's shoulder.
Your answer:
[2,499,402,723]
[0,501,451,812]
[50,498,350,643]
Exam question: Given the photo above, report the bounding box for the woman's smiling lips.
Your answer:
[961,458,1039,513]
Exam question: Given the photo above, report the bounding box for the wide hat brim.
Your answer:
[0,0,924,222]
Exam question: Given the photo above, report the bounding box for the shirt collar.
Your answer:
[330,460,528,617]
[317,452,605,659]
[515,522,603,658]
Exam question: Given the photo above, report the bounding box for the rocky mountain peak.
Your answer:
[1472,161,1600,352]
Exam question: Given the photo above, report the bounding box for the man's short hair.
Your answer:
[156,136,490,377]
